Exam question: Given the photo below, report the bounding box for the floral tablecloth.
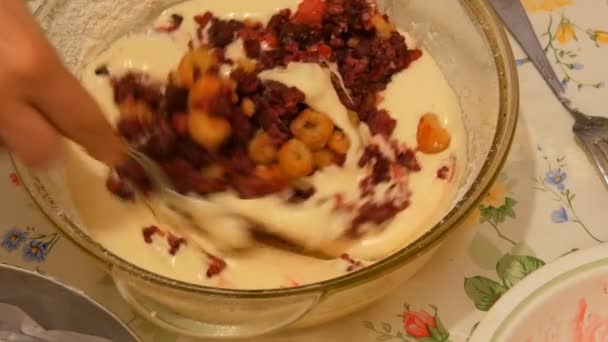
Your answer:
[5,0,608,341]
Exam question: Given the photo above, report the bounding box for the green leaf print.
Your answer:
[503,198,517,216]
[464,276,507,311]
[435,316,447,334]
[479,196,518,246]
[480,197,517,225]
[428,326,446,341]
[496,254,545,288]
[417,338,438,342]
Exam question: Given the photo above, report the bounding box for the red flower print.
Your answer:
[9,173,20,186]
[364,304,450,342]
[403,310,436,338]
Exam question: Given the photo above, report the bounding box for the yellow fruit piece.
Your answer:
[238,58,257,73]
[189,75,222,110]
[290,109,335,151]
[371,14,394,39]
[248,132,277,165]
[313,149,336,169]
[278,139,314,179]
[188,110,232,151]
[417,113,451,154]
[201,164,225,179]
[177,47,218,89]
[241,98,256,117]
[255,164,287,188]
[328,130,351,155]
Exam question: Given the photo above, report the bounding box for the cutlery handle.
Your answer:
[489,0,565,99]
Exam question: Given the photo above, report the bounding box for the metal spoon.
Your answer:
[127,148,254,251]
[127,148,336,259]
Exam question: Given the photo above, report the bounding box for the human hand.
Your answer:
[0,1,127,168]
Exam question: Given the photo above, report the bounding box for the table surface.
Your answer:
[6,0,608,341]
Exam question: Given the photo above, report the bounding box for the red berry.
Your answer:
[167,233,187,255]
[142,226,163,244]
[263,33,278,48]
[205,254,227,278]
[194,12,213,28]
[317,43,332,59]
[293,0,327,27]
[106,176,135,200]
[171,113,189,136]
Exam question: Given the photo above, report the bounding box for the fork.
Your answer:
[127,149,336,258]
[127,148,254,250]
[489,0,608,187]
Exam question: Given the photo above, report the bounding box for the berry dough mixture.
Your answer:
[64,0,467,289]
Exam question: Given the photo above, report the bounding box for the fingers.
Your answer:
[0,1,125,168]
[0,102,63,169]
[0,1,126,167]
[27,66,127,167]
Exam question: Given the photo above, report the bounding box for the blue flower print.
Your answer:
[1,228,28,251]
[23,241,49,262]
[552,207,569,223]
[535,152,603,243]
[544,169,567,192]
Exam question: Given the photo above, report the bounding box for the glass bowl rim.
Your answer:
[18,0,519,298]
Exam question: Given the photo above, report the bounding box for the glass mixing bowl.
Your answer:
[15,0,518,339]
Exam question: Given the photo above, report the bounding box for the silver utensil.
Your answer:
[127,149,336,259]
[126,147,178,195]
[489,0,608,186]
[127,148,254,250]
[0,264,140,341]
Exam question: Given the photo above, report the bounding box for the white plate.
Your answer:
[471,244,608,342]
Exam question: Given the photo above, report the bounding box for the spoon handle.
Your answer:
[488,0,565,99]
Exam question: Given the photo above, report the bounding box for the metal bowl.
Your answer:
[0,264,139,341]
